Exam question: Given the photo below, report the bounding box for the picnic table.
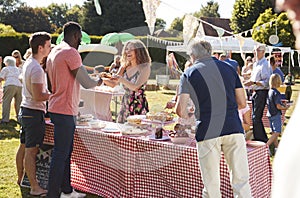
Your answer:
[44,122,272,197]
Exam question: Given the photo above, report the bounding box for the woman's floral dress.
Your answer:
[117,70,149,123]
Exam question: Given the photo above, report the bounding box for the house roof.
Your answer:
[200,17,233,37]
[153,29,173,37]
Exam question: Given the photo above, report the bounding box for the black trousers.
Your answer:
[252,90,269,142]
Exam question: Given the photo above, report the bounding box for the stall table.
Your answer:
[247,101,286,128]
[44,123,272,198]
[80,87,124,121]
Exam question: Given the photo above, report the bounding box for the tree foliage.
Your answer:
[42,3,69,30]
[230,0,275,34]
[169,17,183,32]
[4,6,52,33]
[41,3,83,33]
[194,0,220,18]
[252,8,295,48]
[169,1,220,32]
[155,18,166,29]
[81,0,147,35]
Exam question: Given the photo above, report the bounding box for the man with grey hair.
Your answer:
[0,56,22,124]
[175,39,251,197]
[244,44,271,143]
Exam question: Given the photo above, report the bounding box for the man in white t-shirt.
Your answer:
[17,32,51,196]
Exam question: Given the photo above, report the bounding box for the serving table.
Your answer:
[80,86,124,121]
[247,101,286,128]
[44,122,272,198]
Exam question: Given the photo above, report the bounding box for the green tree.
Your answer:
[252,8,295,48]
[42,3,69,30]
[155,18,166,29]
[0,0,22,21]
[194,0,220,18]
[4,6,52,33]
[169,1,220,33]
[169,17,183,32]
[230,0,275,34]
[81,0,147,35]
[66,5,83,25]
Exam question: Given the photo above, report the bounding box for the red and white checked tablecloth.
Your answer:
[247,101,286,128]
[44,123,272,198]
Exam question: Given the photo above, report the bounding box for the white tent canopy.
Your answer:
[166,36,291,54]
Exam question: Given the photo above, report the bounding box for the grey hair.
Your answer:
[4,56,16,66]
[186,39,212,59]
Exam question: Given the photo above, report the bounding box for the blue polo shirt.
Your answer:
[178,56,243,141]
[225,58,239,72]
[267,88,282,117]
[273,67,284,83]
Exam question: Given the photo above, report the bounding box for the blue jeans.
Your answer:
[47,113,76,198]
[252,90,268,142]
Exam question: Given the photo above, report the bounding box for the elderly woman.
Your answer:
[0,56,22,124]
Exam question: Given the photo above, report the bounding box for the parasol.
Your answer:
[100,32,135,45]
[56,31,91,45]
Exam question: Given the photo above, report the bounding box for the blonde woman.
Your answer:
[266,73,290,153]
[103,40,151,123]
[12,50,25,69]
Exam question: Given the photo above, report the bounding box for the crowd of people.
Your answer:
[0,0,299,195]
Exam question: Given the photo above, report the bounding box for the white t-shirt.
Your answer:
[0,65,22,87]
[21,57,48,112]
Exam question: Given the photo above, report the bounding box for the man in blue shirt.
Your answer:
[219,53,240,74]
[176,40,251,197]
[244,44,272,143]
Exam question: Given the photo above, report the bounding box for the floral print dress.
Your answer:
[117,70,149,123]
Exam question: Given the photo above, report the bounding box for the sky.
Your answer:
[22,0,235,28]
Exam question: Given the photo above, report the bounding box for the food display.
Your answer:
[126,115,146,125]
[155,127,163,139]
[169,124,192,144]
[119,124,148,135]
[146,111,174,122]
[77,114,93,125]
[99,72,112,79]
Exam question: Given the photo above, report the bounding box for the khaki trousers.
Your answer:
[1,85,22,122]
[197,133,252,198]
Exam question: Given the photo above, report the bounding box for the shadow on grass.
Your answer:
[0,119,20,140]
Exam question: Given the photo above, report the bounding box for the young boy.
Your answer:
[266,73,290,154]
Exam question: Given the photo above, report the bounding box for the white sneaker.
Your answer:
[60,190,86,198]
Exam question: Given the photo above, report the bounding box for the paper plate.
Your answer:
[246,141,266,147]
[101,127,120,133]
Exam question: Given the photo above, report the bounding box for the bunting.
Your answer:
[196,21,205,39]
[183,15,199,44]
[94,0,102,15]
[166,53,182,78]
[291,50,295,67]
[142,0,161,35]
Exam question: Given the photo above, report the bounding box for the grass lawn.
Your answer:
[0,82,298,197]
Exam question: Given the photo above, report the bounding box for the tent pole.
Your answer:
[166,50,169,75]
[288,52,291,73]
[147,35,149,49]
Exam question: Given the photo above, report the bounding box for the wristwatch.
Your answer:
[253,81,256,85]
